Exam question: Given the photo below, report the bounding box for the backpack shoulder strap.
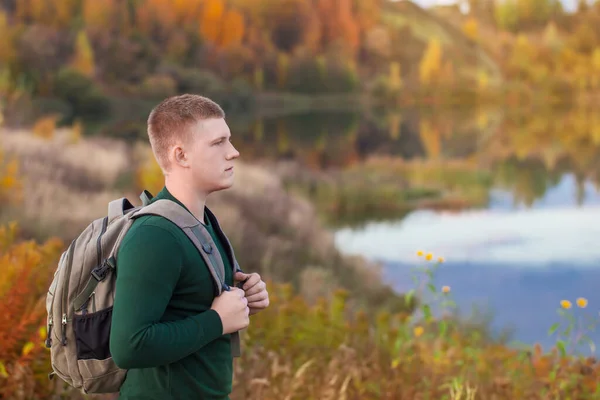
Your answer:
[131,200,228,293]
[131,199,243,357]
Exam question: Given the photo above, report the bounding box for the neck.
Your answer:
[164,173,208,222]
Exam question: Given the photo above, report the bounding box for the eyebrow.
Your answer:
[210,134,230,143]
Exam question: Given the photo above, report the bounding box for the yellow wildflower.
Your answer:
[414,326,424,337]
[442,285,450,293]
[438,256,445,263]
[22,342,34,356]
[425,253,433,261]
[577,297,588,308]
[417,250,424,257]
[560,300,572,309]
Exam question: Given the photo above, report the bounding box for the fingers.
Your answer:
[239,273,262,292]
[249,298,269,310]
[244,280,266,297]
[245,290,268,304]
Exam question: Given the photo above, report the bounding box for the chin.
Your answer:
[212,181,234,192]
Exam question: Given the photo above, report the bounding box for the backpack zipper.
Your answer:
[61,238,77,345]
[97,217,108,268]
[80,216,109,315]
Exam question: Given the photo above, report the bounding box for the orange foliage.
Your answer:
[53,0,78,29]
[0,149,22,206]
[32,115,57,140]
[0,11,16,65]
[316,0,359,56]
[82,0,117,32]
[200,0,225,44]
[220,9,245,48]
[172,0,204,27]
[0,223,63,399]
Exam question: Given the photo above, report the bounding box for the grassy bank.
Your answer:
[276,156,492,229]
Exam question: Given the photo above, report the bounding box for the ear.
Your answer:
[172,145,189,168]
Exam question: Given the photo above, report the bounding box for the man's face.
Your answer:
[187,117,240,194]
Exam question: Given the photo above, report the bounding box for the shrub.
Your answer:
[0,223,63,400]
[52,67,110,124]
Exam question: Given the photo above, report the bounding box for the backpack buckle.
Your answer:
[91,261,110,281]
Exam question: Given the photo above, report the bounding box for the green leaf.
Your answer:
[427,283,436,293]
[405,289,415,305]
[423,304,432,321]
[548,322,560,336]
[439,320,448,337]
[556,340,567,358]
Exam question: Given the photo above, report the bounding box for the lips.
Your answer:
[225,166,233,171]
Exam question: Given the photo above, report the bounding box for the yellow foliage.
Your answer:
[71,30,95,78]
[70,120,83,144]
[462,17,478,42]
[277,52,289,89]
[0,149,22,206]
[389,61,402,90]
[135,150,164,196]
[419,120,441,159]
[32,115,58,140]
[0,11,16,65]
[419,38,442,86]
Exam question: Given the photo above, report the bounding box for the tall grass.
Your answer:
[3,230,599,399]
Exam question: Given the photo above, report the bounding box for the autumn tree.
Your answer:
[219,9,245,48]
[200,0,225,44]
[0,11,15,67]
[419,38,442,86]
[591,47,600,89]
[462,17,478,42]
[71,30,95,78]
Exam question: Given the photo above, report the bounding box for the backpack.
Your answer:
[44,190,244,395]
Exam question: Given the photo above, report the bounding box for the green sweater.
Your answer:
[109,187,234,400]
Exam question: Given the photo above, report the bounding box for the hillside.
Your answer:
[380,0,504,88]
[0,127,412,315]
[0,0,506,129]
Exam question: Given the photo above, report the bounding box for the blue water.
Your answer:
[334,174,600,355]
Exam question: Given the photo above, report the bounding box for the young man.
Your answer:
[109,94,270,399]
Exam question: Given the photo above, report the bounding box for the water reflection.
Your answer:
[333,173,600,353]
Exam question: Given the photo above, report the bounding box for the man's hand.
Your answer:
[234,271,269,315]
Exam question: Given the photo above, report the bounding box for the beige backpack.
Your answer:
[44,190,243,394]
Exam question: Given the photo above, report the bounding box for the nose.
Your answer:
[227,142,240,160]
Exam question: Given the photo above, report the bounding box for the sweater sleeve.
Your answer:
[109,223,224,369]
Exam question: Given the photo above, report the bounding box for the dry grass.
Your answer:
[0,128,133,241]
[0,128,129,188]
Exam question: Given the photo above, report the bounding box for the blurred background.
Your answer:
[2,0,600,398]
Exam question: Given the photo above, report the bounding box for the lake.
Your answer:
[90,100,600,354]
[324,105,600,356]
